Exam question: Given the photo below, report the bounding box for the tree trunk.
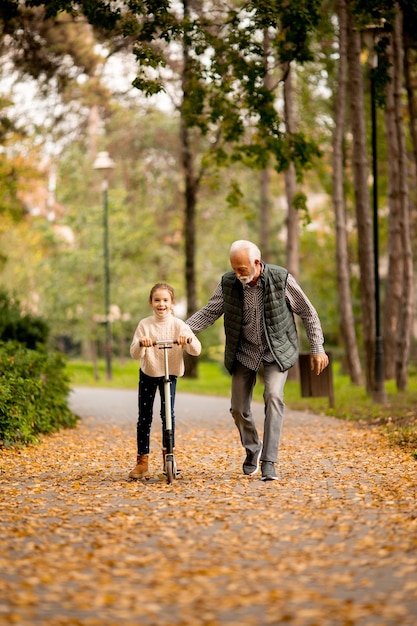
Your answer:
[403,20,417,261]
[283,64,299,281]
[180,116,198,319]
[383,35,403,381]
[283,63,300,382]
[87,104,100,159]
[392,6,414,390]
[181,0,199,377]
[259,168,271,262]
[346,8,375,393]
[90,337,99,381]
[259,28,272,262]
[403,31,417,176]
[333,0,363,385]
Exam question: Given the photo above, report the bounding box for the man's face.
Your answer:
[230,251,260,285]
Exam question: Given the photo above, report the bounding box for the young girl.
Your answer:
[129,283,201,479]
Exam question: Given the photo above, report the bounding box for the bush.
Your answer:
[0,291,78,446]
[0,290,49,349]
[0,342,79,448]
[0,290,78,447]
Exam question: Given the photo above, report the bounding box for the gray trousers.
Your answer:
[230,361,288,463]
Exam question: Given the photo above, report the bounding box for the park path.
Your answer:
[0,387,416,626]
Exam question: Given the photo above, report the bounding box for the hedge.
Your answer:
[0,341,79,447]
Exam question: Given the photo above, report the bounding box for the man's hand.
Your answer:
[310,353,329,376]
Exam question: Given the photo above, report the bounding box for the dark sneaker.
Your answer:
[261,461,278,481]
[243,446,262,476]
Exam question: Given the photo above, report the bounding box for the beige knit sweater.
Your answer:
[130,314,201,377]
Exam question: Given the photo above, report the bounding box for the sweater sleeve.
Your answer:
[185,282,224,333]
[176,319,202,356]
[285,274,325,354]
[130,319,148,360]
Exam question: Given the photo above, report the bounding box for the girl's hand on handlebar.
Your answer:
[177,335,191,346]
[139,337,153,347]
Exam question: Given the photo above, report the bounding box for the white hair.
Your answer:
[229,240,261,264]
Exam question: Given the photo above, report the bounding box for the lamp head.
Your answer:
[93,151,115,173]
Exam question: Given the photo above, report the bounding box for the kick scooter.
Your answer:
[153,338,191,484]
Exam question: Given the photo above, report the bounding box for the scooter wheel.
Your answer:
[166,459,175,484]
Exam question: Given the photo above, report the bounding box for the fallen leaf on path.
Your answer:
[1,412,416,625]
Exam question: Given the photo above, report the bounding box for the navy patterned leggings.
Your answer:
[136,370,177,455]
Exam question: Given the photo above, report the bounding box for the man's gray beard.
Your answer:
[238,272,256,285]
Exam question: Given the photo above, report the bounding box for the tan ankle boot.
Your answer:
[129,454,149,479]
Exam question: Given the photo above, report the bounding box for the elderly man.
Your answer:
[186,240,329,481]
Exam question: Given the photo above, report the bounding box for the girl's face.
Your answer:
[150,288,174,319]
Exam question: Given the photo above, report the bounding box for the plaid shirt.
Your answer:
[186,270,325,371]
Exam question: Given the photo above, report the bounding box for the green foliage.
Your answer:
[299,226,341,348]
[292,192,311,226]
[2,0,413,404]
[249,0,321,63]
[120,0,323,181]
[0,341,78,447]
[0,290,49,349]
[0,155,24,221]
[0,94,30,221]
[225,181,244,208]
[0,291,78,446]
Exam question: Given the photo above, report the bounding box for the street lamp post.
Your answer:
[93,151,115,381]
[366,29,387,403]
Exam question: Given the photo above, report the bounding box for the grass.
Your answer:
[66,358,417,458]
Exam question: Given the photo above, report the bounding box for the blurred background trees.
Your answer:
[0,0,416,399]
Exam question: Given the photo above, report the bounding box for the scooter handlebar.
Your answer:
[139,338,192,347]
